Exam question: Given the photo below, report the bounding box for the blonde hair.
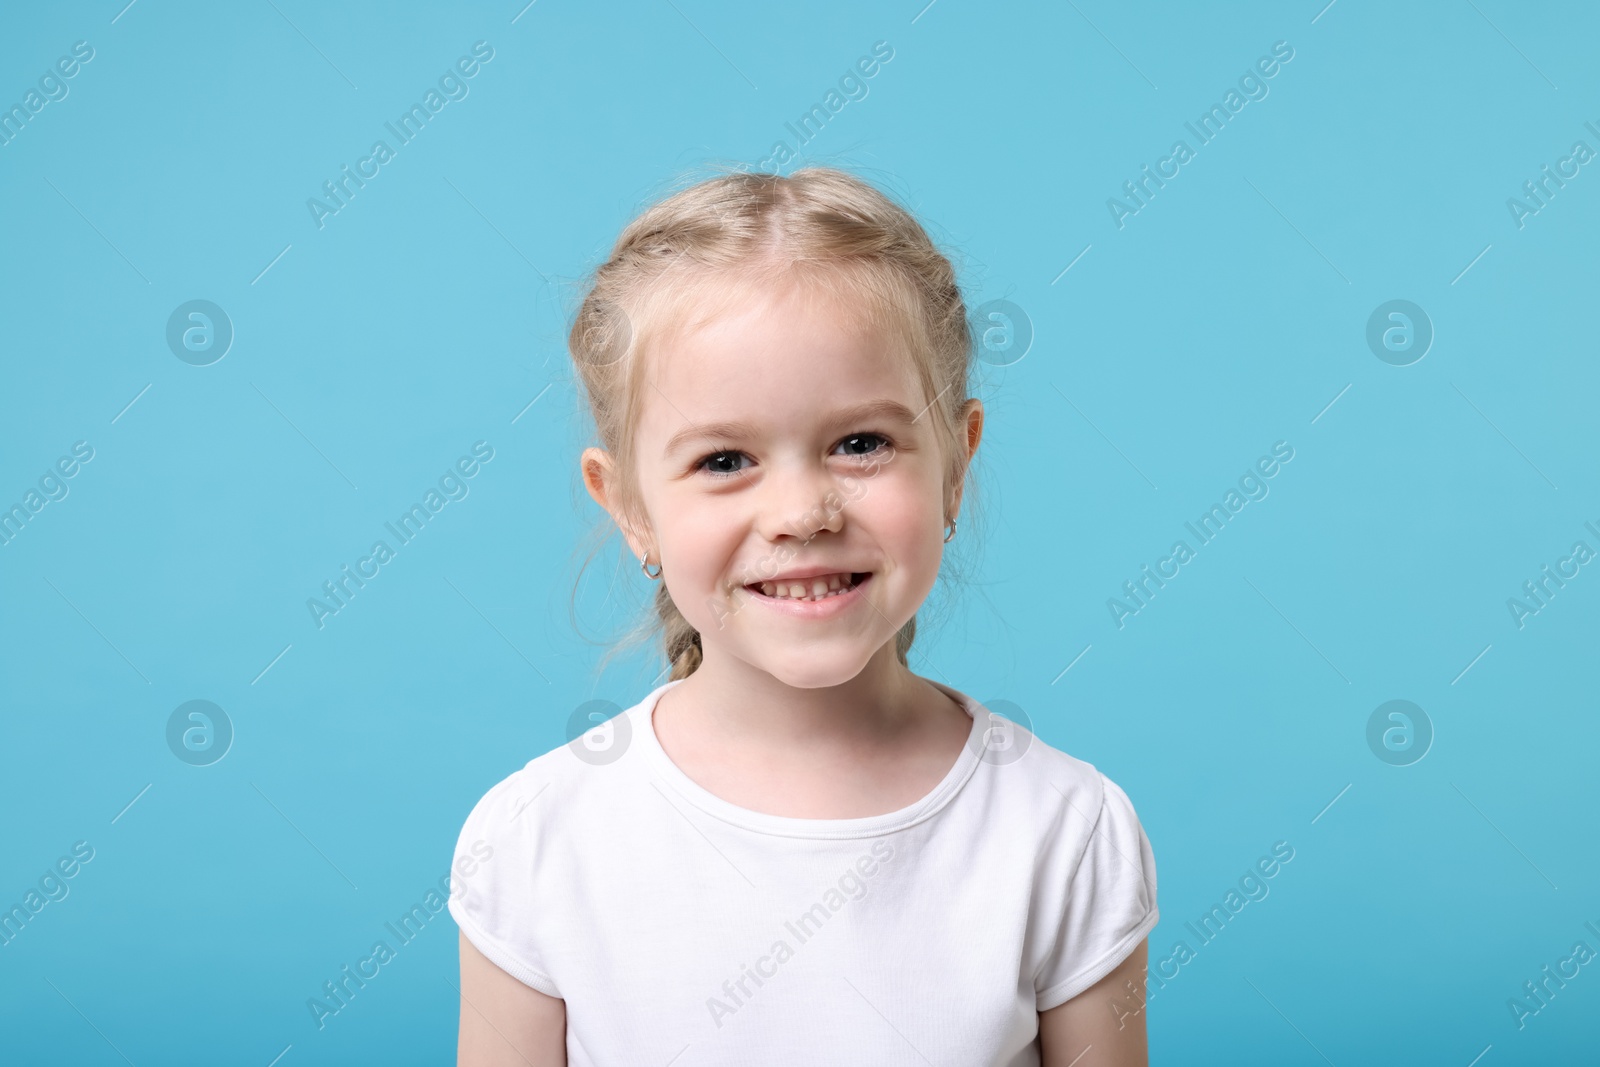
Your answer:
[568,166,977,681]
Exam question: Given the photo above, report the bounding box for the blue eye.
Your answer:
[835,433,890,457]
[696,434,889,478]
[697,450,749,477]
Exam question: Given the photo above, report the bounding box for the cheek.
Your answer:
[859,475,945,575]
[657,490,745,585]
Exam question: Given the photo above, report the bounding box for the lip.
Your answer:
[742,572,872,617]
[758,567,865,583]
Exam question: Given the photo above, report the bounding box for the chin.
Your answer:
[754,645,876,689]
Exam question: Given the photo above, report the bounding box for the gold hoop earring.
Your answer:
[944,519,957,543]
[641,554,663,580]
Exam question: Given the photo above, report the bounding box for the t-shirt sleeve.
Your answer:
[446,769,562,998]
[1034,771,1159,1011]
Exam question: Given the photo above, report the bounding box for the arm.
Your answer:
[457,930,568,1066]
[1037,939,1148,1067]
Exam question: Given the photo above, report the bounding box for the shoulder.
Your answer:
[1026,738,1146,836]
[453,750,559,840]
[997,726,1160,1008]
[447,723,638,998]
[968,712,1149,862]
[937,683,1133,822]
[451,701,651,857]
[976,714,1109,814]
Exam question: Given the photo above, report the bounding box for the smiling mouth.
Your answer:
[745,572,870,602]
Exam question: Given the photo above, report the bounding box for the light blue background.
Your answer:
[2,1,1596,1063]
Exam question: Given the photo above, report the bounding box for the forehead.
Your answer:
[639,276,926,431]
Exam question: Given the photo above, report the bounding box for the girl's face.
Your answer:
[589,277,980,689]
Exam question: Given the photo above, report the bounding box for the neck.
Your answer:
[663,640,937,749]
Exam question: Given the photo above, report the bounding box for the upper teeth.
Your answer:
[758,573,856,601]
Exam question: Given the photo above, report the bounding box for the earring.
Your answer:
[640,554,663,580]
[943,519,957,543]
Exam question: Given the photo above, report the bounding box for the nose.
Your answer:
[755,460,846,545]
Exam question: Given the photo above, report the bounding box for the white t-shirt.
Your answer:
[448,678,1158,1066]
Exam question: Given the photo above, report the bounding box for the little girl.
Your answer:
[448,167,1158,1066]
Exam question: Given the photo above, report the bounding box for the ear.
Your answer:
[581,446,653,560]
[947,397,984,517]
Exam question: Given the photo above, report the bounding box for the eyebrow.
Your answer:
[662,398,922,458]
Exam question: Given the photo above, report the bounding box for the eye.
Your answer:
[696,450,750,478]
[833,432,891,458]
